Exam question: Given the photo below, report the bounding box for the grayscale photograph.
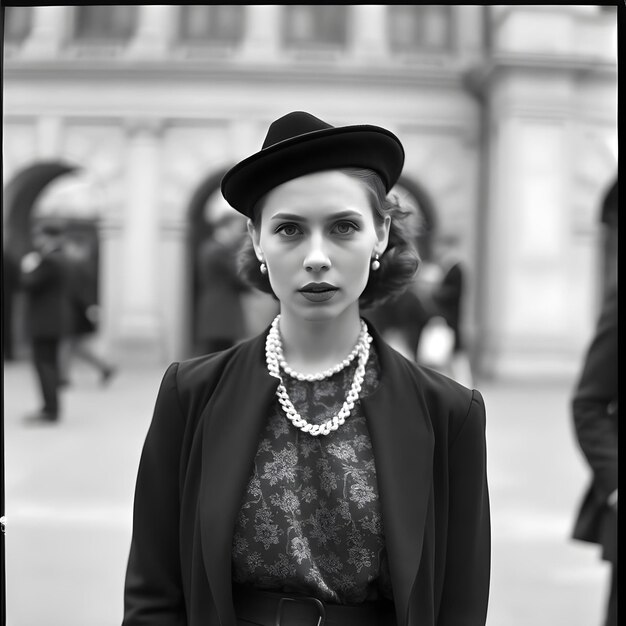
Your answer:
[2,5,618,626]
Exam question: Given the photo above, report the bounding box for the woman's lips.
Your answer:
[299,283,338,302]
[300,290,337,302]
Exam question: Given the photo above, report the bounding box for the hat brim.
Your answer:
[221,125,405,218]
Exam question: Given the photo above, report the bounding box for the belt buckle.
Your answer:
[276,596,326,626]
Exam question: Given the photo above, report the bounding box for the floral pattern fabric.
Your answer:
[231,346,393,604]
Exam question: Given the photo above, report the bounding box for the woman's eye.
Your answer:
[333,221,358,235]
[276,224,300,237]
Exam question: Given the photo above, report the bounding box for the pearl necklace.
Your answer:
[265,315,372,436]
[278,318,368,381]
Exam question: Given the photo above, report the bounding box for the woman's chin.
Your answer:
[283,300,361,324]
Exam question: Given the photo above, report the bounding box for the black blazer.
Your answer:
[571,286,618,563]
[122,322,490,626]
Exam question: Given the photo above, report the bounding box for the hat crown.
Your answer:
[222,110,405,217]
[262,111,333,150]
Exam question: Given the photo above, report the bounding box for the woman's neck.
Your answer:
[277,308,363,375]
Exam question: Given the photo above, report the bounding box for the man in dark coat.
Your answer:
[571,284,618,626]
[194,211,248,355]
[20,220,71,422]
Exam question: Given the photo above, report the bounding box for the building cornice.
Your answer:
[2,57,466,89]
[464,52,616,98]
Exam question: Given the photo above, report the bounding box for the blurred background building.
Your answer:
[2,5,617,379]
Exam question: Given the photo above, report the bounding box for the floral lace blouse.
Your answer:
[231,345,393,604]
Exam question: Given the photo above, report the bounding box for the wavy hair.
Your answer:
[236,167,420,309]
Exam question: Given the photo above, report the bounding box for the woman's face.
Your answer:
[249,170,390,323]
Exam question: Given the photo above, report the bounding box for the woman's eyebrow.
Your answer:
[268,212,304,222]
[269,210,365,222]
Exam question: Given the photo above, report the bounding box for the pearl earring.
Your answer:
[260,261,267,275]
[371,253,380,271]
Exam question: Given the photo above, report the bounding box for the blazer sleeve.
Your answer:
[571,286,618,501]
[439,389,491,626]
[123,363,187,626]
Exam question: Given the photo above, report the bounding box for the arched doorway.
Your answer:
[185,167,281,356]
[32,170,104,311]
[3,161,79,258]
[2,161,82,360]
[186,167,230,356]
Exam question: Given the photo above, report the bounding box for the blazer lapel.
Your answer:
[198,334,278,626]
[362,326,435,625]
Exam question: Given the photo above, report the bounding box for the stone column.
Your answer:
[482,74,595,380]
[117,118,164,362]
[21,6,66,57]
[159,218,189,362]
[478,7,617,380]
[97,216,124,360]
[348,5,388,61]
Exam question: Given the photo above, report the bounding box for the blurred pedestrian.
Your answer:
[194,209,249,355]
[571,284,617,626]
[599,178,617,300]
[570,180,617,626]
[364,280,433,361]
[123,111,490,626]
[363,212,434,361]
[60,236,116,386]
[418,233,474,387]
[20,220,71,423]
[2,246,21,361]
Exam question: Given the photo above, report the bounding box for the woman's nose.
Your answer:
[303,235,331,272]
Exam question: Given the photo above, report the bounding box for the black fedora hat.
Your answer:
[221,111,405,218]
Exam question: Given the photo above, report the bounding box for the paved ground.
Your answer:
[3,359,609,626]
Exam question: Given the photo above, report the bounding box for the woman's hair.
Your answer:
[237,167,421,309]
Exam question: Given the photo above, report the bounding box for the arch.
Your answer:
[3,160,80,259]
[185,166,234,356]
[187,166,232,243]
[2,161,107,360]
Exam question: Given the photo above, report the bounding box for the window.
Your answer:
[179,5,244,45]
[283,5,347,48]
[388,5,453,52]
[74,6,138,42]
[4,6,33,43]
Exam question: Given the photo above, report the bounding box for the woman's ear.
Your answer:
[247,219,263,261]
[375,214,391,256]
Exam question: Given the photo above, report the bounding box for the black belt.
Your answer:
[233,585,396,626]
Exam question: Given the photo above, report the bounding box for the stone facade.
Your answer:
[2,5,617,378]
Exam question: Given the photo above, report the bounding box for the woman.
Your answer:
[122,111,490,626]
